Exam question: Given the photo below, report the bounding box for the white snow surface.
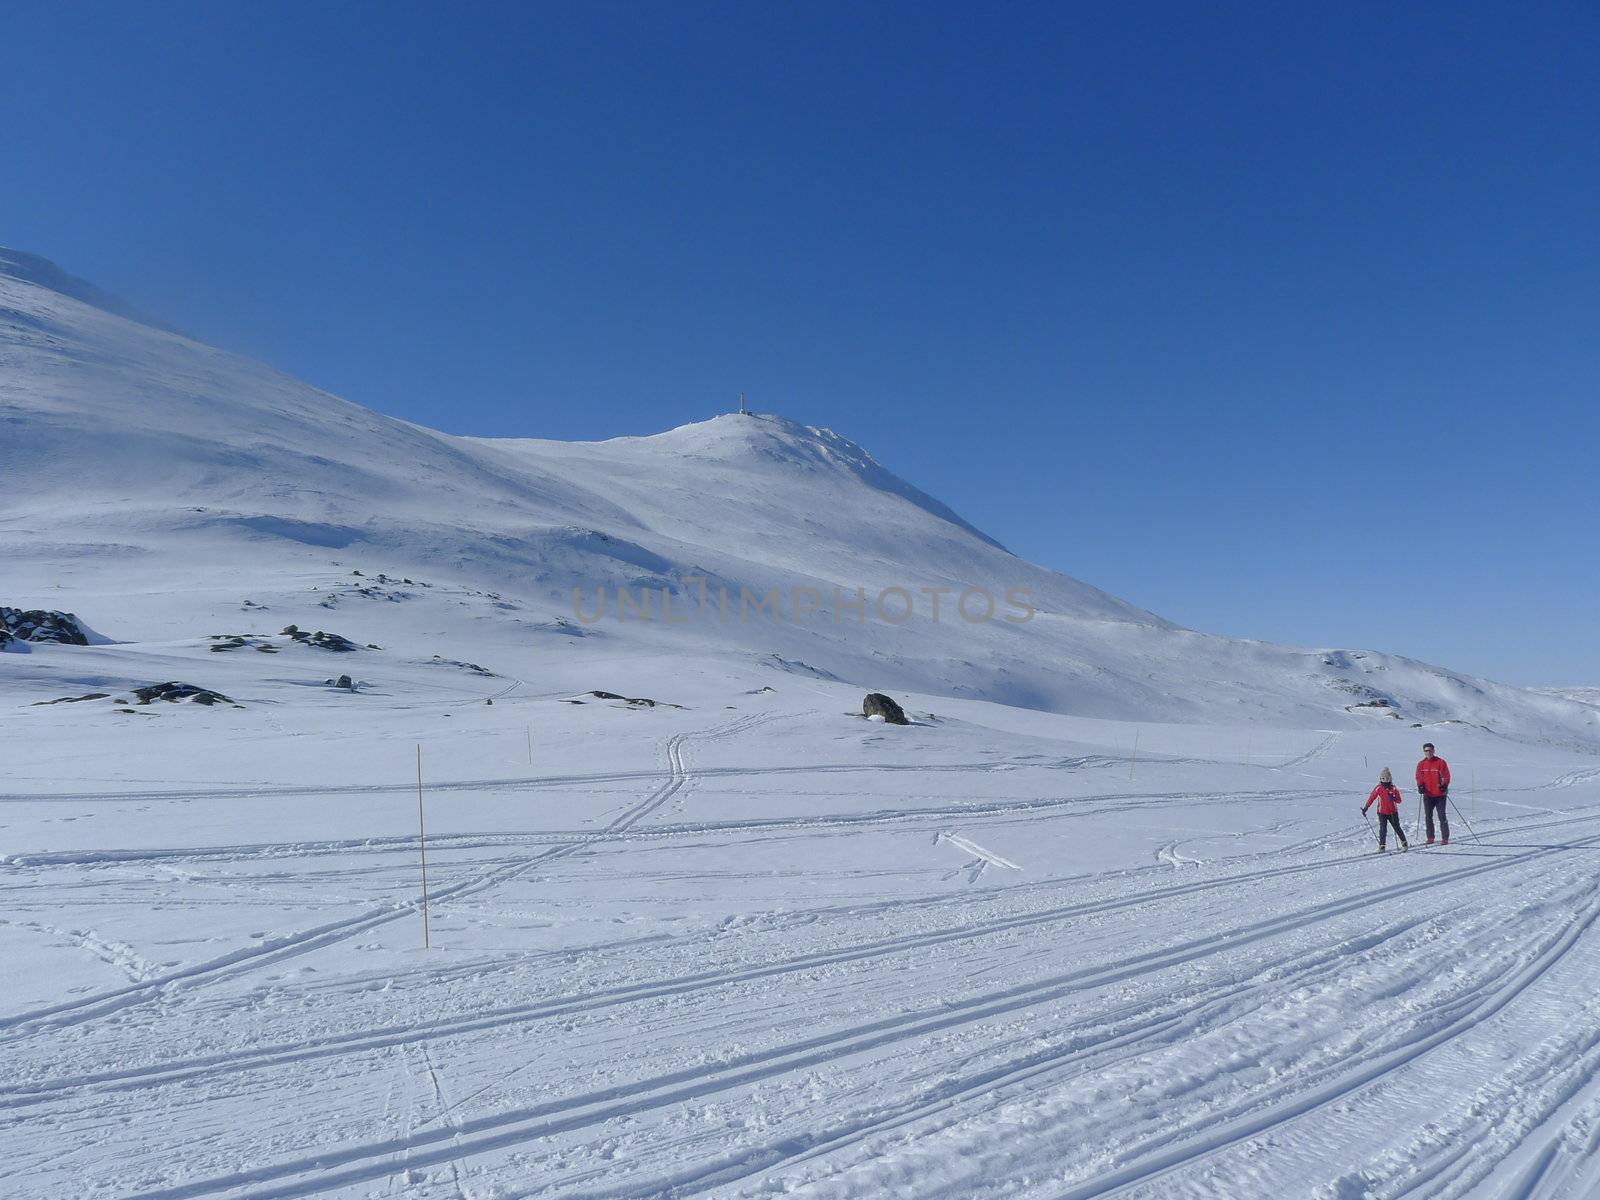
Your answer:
[5,253,1600,1199]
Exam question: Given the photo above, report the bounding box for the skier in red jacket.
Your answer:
[1363,767,1408,852]
[1417,742,1452,845]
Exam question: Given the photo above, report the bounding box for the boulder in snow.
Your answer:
[863,693,910,725]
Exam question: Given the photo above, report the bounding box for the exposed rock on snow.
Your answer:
[132,682,237,706]
[428,655,495,676]
[531,616,592,637]
[1346,698,1402,718]
[1,607,92,647]
[209,634,280,653]
[284,627,371,652]
[330,574,422,603]
[863,693,910,725]
[30,692,110,705]
[583,690,683,709]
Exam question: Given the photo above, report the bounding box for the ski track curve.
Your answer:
[1275,731,1341,771]
[0,713,774,1036]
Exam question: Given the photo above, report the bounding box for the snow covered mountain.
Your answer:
[2,249,1595,745]
[11,249,1600,1200]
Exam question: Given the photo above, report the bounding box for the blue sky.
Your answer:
[4,2,1596,686]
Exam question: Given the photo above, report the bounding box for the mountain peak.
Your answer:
[630,413,1009,552]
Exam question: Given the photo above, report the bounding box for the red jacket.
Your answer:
[1416,756,1451,798]
[1365,784,1403,816]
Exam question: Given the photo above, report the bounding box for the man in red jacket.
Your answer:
[1417,742,1452,845]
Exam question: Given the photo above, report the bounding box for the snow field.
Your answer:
[4,629,1600,1198]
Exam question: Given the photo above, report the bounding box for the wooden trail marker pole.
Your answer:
[1130,731,1140,783]
[527,725,533,767]
[417,744,432,950]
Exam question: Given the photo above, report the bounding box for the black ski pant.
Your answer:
[1424,796,1450,842]
[1377,811,1407,849]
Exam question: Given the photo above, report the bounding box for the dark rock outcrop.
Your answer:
[1,608,91,646]
[429,655,495,676]
[863,693,910,725]
[286,628,369,652]
[210,634,280,653]
[584,690,684,709]
[134,682,236,706]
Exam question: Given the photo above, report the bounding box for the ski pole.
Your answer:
[1361,808,1376,847]
[1447,795,1482,845]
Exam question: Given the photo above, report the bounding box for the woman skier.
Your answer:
[1363,768,1409,852]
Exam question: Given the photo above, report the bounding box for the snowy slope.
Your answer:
[1537,687,1600,709]
[2,249,1595,744]
[7,251,1600,1200]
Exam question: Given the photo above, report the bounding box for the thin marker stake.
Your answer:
[1130,731,1140,783]
[527,724,533,767]
[417,744,432,949]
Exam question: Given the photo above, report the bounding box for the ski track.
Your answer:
[1274,731,1341,771]
[0,785,1342,870]
[679,866,1600,1200]
[0,713,773,1036]
[0,753,1108,807]
[541,833,1600,1200]
[78,826,1600,1200]
[0,742,1344,811]
[1321,1001,1600,1200]
[10,807,1600,1110]
[1030,899,1600,1200]
[9,715,1600,1198]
